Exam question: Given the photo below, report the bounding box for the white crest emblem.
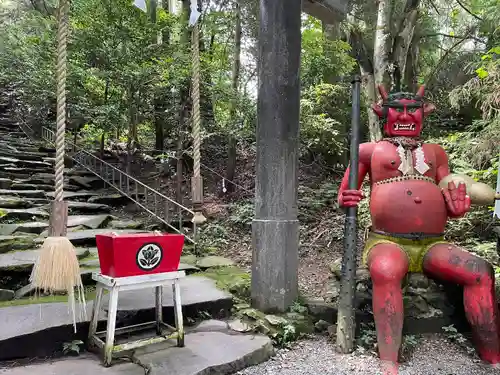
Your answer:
[136,243,163,271]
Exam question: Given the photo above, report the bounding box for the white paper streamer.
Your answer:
[133,0,147,12]
[189,0,201,26]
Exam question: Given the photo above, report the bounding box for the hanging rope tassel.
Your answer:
[30,0,86,333]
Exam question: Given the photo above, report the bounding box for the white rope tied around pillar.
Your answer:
[190,18,206,229]
[54,0,69,203]
[30,0,86,333]
[191,23,201,180]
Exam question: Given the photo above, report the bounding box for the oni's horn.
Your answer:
[416,85,425,98]
[377,85,388,101]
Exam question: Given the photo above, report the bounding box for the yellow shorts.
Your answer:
[362,232,448,273]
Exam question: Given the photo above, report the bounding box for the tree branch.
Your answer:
[425,0,440,15]
[455,0,483,21]
[425,33,471,88]
[422,33,486,44]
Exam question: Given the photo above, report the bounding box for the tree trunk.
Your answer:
[404,34,419,92]
[225,0,242,194]
[100,133,105,159]
[126,88,136,175]
[322,22,341,84]
[391,0,420,90]
[350,29,382,141]
[361,69,381,142]
[373,0,392,89]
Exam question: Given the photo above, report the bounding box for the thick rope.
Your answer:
[191,23,201,181]
[54,0,69,203]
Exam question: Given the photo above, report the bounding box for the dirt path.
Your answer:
[238,334,500,375]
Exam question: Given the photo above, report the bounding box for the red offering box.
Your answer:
[95,232,185,278]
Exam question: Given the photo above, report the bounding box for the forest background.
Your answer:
[0,0,498,297]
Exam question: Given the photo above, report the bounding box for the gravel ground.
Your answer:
[237,334,500,375]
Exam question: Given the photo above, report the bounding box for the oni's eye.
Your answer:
[407,107,417,113]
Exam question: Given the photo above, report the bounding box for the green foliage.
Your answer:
[197,222,229,251]
[442,324,475,355]
[301,16,356,87]
[62,340,84,355]
[228,200,254,227]
[300,84,351,158]
[298,182,338,220]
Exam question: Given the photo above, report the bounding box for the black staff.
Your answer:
[336,75,362,353]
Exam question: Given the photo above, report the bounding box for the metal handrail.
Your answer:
[41,126,196,244]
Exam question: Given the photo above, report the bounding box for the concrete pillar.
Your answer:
[251,0,301,313]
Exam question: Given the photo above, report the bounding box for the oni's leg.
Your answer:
[423,243,500,364]
[368,244,409,367]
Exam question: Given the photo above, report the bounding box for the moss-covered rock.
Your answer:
[198,266,251,298]
[196,255,235,269]
[109,219,144,229]
[180,254,197,265]
[0,196,33,209]
[0,235,36,253]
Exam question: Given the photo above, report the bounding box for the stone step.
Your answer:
[0,207,50,221]
[0,178,12,189]
[0,196,35,209]
[66,214,115,229]
[1,145,51,155]
[13,177,55,186]
[88,194,133,206]
[0,189,46,198]
[34,229,147,247]
[65,168,97,177]
[0,156,52,170]
[2,171,35,180]
[0,125,18,132]
[2,131,25,138]
[68,201,112,214]
[18,177,92,192]
[0,222,49,235]
[0,276,233,361]
[0,150,45,162]
[11,183,54,192]
[0,235,37,253]
[133,329,272,375]
[39,201,112,215]
[0,215,115,236]
[107,218,144,229]
[4,166,51,175]
[69,176,106,190]
[0,247,90,272]
[45,191,99,200]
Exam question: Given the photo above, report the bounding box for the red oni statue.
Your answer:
[338,84,500,370]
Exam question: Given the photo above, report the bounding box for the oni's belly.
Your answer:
[369,181,448,234]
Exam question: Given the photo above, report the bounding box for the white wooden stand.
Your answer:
[88,271,186,367]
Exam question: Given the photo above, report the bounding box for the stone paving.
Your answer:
[0,321,273,375]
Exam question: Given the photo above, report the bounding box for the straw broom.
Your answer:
[30,0,85,332]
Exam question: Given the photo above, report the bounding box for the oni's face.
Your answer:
[371,85,435,138]
[383,98,424,137]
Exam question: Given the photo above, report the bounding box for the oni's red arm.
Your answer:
[337,142,374,206]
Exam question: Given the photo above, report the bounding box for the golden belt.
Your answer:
[374,174,436,186]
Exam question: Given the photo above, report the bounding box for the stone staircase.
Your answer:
[0,103,273,373]
[0,117,149,298]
